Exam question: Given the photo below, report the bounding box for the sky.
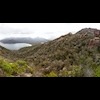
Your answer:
[0,23,100,40]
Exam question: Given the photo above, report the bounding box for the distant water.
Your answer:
[0,42,32,50]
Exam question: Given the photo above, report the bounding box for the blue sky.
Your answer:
[0,23,100,40]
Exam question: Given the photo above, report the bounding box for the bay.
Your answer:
[0,42,32,50]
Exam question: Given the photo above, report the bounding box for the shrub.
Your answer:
[94,66,100,77]
[73,66,83,76]
[0,59,13,75]
[0,58,33,77]
[16,60,27,67]
[45,71,58,77]
[59,65,83,77]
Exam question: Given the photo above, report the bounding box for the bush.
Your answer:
[45,71,58,77]
[72,65,83,76]
[94,66,100,77]
[50,60,64,71]
[59,65,83,77]
[0,58,33,77]
[0,59,13,75]
[16,60,27,67]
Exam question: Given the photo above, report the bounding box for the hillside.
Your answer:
[0,46,34,77]
[9,28,99,77]
[1,28,100,77]
[0,46,11,57]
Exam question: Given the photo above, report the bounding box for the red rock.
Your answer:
[94,30,100,37]
[89,37,100,47]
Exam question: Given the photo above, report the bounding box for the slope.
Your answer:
[14,28,100,77]
[1,28,100,77]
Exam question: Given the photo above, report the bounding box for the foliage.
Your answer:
[94,66,100,77]
[45,71,58,77]
[59,65,83,77]
[0,57,34,77]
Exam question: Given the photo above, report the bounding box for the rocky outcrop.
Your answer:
[77,28,100,47]
[89,37,100,47]
[94,30,100,37]
[77,28,100,38]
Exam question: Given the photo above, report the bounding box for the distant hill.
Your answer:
[0,37,49,44]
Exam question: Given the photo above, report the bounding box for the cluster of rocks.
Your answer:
[89,30,100,47]
[76,28,100,48]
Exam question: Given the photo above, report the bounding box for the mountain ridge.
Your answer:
[0,37,49,44]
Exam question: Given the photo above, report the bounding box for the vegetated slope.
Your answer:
[0,46,11,58]
[0,46,34,77]
[1,28,100,77]
[15,28,100,77]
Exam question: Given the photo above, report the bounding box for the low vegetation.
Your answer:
[0,57,34,77]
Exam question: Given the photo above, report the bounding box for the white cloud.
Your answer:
[0,23,100,40]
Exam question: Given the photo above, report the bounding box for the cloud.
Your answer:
[0,23,100,40]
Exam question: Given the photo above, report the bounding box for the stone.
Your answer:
[94,30,100,37]
[20,73,33,77]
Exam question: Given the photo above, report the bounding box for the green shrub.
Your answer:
[0,59,13,75]
[16,60,27,67]
[0,58,33,77]
[71,65,83,77]
[94,66,100,77]
[45,71,58,77]
[59,65,83,77]
[59,70,69,77]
